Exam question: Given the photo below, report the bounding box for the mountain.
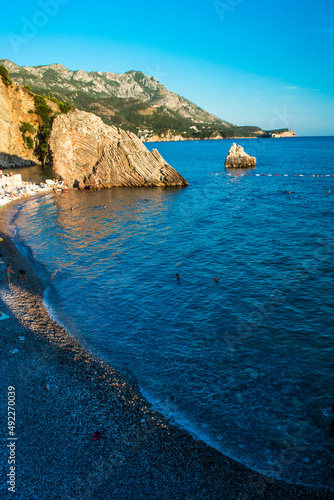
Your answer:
[0,68,188,188]
[0,59,295,141]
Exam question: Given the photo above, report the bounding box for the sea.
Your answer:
[9,137,334,490]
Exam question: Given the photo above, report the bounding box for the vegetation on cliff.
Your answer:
[0,65,12,87]
[31,95,72,163]
[19,122,36,150]
[46,96,73,114]
[33,95,52,164]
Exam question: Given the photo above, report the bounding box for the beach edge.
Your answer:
[0,197,332,500]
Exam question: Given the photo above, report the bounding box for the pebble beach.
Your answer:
[0,196,333,500]
[0,173,64,207]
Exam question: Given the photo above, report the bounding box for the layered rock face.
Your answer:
[224,143,256,168]
[49,110,188,188]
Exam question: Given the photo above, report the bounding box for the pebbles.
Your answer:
[0,180,64,207]
[0,200,331,499]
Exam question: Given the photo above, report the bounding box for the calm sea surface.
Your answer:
[11,137,334,489]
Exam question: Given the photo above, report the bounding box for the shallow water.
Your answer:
[11,137,334,489]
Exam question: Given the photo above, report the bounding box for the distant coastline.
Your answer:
[143,133,298,143]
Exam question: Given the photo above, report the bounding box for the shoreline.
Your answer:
[0,197,333,499]
[143,135,297,143]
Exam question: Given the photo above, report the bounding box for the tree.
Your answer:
[34,95,52,165]
[0,65,12,87]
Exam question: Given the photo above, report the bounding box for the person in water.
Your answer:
[6,265,15,285]
[176,273,180,281]
[215,277,219,283]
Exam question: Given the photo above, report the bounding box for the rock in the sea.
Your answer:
[224,143,256,168]
[49,110,188,189]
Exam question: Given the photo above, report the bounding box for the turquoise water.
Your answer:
[11,137,334,489]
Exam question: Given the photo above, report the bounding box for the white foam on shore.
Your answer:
[139,386,246,467]
[139,386,331,492]
[43,286,69,331]
[42,285,91,351]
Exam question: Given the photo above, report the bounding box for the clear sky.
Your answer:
[1,0,334,135]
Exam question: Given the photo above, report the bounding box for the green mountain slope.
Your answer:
[0,59,294,141]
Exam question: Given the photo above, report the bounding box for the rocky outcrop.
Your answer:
[49,110,188,188]
[224,143,256,168]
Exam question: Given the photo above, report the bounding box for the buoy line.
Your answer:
[209,173,334,177]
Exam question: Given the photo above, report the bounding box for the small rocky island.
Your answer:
[224,143,256,168]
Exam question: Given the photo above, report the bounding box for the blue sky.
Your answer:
[1,0,334,135]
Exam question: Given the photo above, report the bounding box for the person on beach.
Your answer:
[6,265,15,285]
[19,270,26,280]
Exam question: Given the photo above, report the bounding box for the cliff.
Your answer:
[49,110,188,188]
[0,77,59,168]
